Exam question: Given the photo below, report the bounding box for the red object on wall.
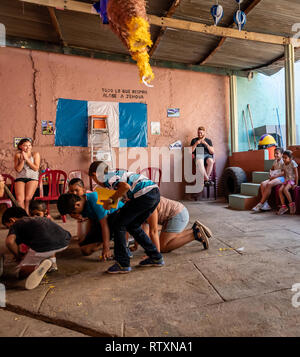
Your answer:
[139,167,162,187]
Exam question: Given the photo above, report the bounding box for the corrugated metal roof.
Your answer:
[1,0,299,75]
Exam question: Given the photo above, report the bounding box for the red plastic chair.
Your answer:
[35,170,67,222]
[0,174,15,208]
[139,167,162,187]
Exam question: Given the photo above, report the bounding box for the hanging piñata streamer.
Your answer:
[93,0,154,87]
[210,2,224,26]
[233,0,246,31]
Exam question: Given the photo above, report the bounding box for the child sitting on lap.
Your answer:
[0,207,71,290]
[252,147,285,212]
[277,150,299,215]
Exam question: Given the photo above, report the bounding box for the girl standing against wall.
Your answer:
[14,138,40,214]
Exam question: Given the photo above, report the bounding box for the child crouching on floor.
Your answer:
[57,191,123,259]
[277,150,299,215]
[0,207,71,290]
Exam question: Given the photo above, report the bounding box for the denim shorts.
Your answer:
[163,207,189,233]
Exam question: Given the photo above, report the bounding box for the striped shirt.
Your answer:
[102,170,158,199]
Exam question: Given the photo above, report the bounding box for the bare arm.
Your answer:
[202,140,215,155]
[191,139,200,154]
[111,182,130,201]
[147,209,160,252]
[270,170,285,180]
[100,216,112,260]
[103,181,131,209]
[24,152,40,172]
[14,152,25,173]
[293,168,299,188]
[6,234,21,260]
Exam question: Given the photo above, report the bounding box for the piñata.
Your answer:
[94,0,154,86]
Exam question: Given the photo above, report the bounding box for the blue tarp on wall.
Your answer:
[55,99,148,147]
[55,98,88,147]
[119,102,147,147]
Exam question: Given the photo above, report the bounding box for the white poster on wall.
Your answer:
[88,101,119,147]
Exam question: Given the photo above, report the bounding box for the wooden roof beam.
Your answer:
[48,6,67,47]
[148,15,293,46]
[18,0,300,47]
[149,0,182,57]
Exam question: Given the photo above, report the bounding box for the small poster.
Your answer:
[13,137,23,148]
[167,108,180,117]
[42,120,54,135]
[151,122,160,135]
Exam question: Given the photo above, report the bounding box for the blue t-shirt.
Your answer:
[82,192,124,221]
[102,170,158,199]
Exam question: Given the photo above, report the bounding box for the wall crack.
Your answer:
[29,51,39,145]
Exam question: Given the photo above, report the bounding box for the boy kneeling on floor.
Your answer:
[0,207,71,290]
[57,192,124,260]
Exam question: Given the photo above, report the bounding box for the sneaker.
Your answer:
[139,257,165,267]
[261,202,272,211]
[277,205,289,215]
[127,247,133,259]
[193,226,209,250]
[107,262,132,274]
[0,256,4,278]
[127,236,135,247]
[25,259,52,290]
[252,202,263,212]
[289,202,296,215]
[193,220,212,238]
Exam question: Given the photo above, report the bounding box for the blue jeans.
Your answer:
[111,188,162,267]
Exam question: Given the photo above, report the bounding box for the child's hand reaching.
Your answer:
[102,245,112,260]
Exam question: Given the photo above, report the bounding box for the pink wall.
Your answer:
[0,47,230,199]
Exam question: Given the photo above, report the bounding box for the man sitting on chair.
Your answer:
[191,126,214,187]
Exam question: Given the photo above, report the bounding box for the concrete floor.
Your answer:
[0,200,300,337]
